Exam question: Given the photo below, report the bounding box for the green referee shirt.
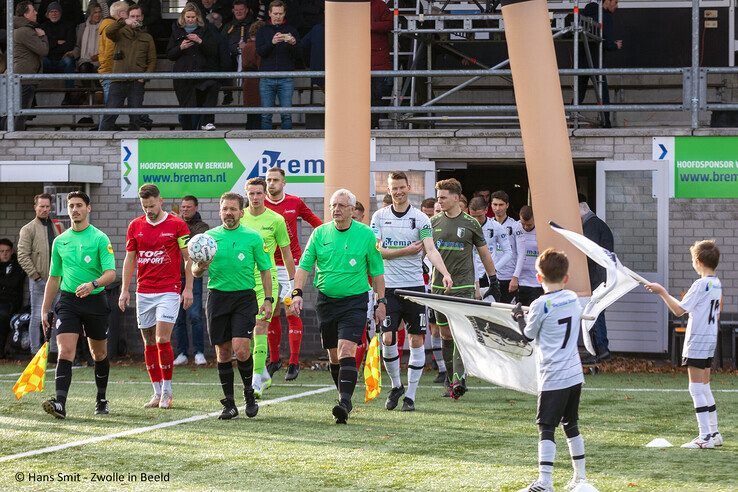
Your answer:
[206,225,272,291]
[49,225,116,295]
[298,220,384,298]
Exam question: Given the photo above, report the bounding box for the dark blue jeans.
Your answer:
[173,277,204,356]
[592,311,609,354]
[259,77,294,129]
[43,56,76,89]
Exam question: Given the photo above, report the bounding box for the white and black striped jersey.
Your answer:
[524,289,584,392]
[473,218,513,280]
[495,216,518,280]
[370,205,432,288]
[679,276,722,359]
[513,223,539,287]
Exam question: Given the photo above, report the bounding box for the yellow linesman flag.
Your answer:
[13,342,49,400]
[363,334,382,403]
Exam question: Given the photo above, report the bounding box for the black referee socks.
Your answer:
[55,358,73,405]
[94,357,110,401]
[338,357,358,405]
[237,357,254,395]
[218,362,235,400]
[330,363,340,389]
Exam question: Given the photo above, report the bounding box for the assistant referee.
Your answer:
[290,189,386,424]
[41,191,116,419]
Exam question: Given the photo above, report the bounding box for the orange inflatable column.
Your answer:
[323,0,372,221]
[501,0,590,295]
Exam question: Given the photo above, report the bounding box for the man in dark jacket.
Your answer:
[577,0,622,128]
[196,0,233,26]
[0,239,26,358]
[38,0,83,27]
[172,196,210,366]
[1,1,49,131]
[370,0,392,128]
[579,194,614,361]
[98,5,157,131]
[221,0,254,105]
[255,0,299,129]
[40,2,76,95]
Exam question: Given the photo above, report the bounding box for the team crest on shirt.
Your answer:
[349,259,357,267]
[84,255,91,263]
[456,227,466,239]
[238,253,245,261]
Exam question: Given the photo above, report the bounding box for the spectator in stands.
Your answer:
[1,1,48,131]
[167,3,221,130]
[196,0,233,26]
[241,19,264,129]
[207,11,224,30]
[370,0,392,128]
[39,2,76,104]
[298,0,323,37]
[137,0,162,32]
[300,19,324,90]
[578,193,614,361]
[38,0,83,27]
[172,196,210,366]
[71,2,102,119]
[256,0,299,130]
[97,0,128,104]
[0,238,26,359]
[578,0,622,128]
[223,0,255,105]
[17,193,62,357]
[98,4,156,131]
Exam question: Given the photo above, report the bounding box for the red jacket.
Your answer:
[371,0,393,70]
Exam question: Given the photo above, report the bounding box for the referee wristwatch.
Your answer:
[264,296,275,304]
[376,297,387,306]
[91,280,100,289]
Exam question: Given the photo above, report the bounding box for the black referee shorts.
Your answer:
[536,383,582,427]
[381,286,427,335]
[315,291,369,350]
[55,291,110,340]
[206,289,258,345]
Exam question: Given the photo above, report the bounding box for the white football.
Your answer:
[571,483,599,492]
[188,233,217,263]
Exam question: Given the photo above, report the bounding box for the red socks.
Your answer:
[144,344,162,384]
[354,325,368,369]
[268,316,282,363]
[157,341,174,381]
[397,328,406,360]
[287,315,303,365]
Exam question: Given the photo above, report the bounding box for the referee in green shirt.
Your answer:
[290,189,386,424]
[193,192,273,420]
[40,191,116,419]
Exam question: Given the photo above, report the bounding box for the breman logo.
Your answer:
[247,150,325,180]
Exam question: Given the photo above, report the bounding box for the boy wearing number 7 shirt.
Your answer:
[646,240,722,449]
[511,248,589,492]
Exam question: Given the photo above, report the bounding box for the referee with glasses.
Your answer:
[40,191,116,419]
[290,189,386,424]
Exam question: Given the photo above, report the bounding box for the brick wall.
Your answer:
[1,128,736,355]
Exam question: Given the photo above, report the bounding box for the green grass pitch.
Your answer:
[0,363,736,491]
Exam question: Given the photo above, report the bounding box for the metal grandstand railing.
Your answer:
[0,0,726,131]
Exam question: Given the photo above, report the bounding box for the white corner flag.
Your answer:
[396,290,538,395]
[549,221,645,354]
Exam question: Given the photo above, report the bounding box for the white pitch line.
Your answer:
[2,378,737,393]
[0,386,334,464]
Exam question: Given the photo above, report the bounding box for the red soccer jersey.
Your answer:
[265,193,322,266]
[125,213,190,294]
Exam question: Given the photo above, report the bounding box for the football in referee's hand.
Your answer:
[188,234,218,263]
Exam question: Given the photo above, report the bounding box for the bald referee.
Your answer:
[290,189,386,424]
[40,191,116,419]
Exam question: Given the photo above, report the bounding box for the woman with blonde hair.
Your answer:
[167,3,220,130]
